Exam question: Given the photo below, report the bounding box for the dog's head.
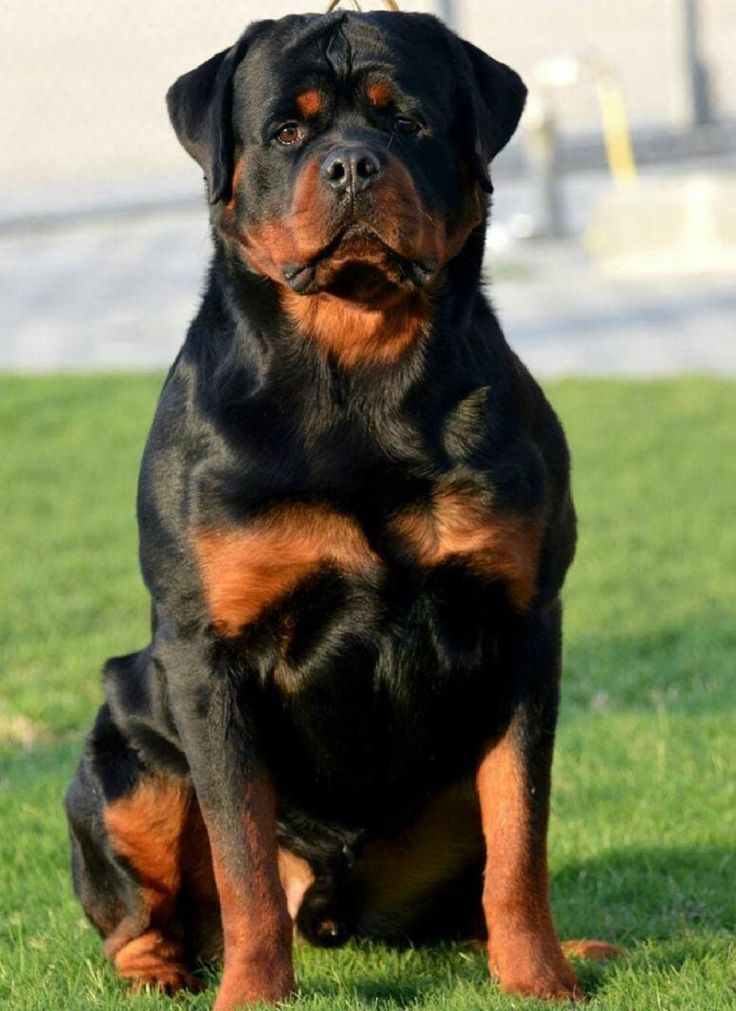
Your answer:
[168,12,525,309]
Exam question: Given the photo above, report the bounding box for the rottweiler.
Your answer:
[65,10,619,1009]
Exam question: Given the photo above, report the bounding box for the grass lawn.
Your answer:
[0,374,734,1010]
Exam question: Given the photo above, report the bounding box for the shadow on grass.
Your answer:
[340,844,733,1001]
[292,845,735,1005]
[307,977,427,1009]
[3,739,733,1006]
[555,844,734,937]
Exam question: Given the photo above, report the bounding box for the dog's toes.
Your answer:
[114,930,203,994]
[130,966,204,994]
[498,974,587,1003]
[130,964,204,994]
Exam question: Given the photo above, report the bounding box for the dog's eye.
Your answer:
[274,123,302,147]
[394,117,421,137]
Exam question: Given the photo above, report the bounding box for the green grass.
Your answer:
[1,375,734,1010]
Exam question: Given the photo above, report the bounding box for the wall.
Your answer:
[2,0,734,200]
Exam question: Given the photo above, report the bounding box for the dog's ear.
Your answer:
[458,39,527,193]
[166,23,270,204]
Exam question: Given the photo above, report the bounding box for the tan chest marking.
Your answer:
[193,504,379,637]
[389,485,543,611]
[282,288,432,369]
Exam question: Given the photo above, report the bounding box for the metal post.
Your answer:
[437,0,456,29]
[525,102,565,239]
[680,0,712,126]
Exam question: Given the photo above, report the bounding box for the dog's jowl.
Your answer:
[65,11,619,1009]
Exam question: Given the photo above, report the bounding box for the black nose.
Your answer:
[321,146,382,197]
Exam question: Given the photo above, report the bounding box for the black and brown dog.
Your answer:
[65,10,619,1009]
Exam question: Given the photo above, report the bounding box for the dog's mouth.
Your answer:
[281,225,436,302]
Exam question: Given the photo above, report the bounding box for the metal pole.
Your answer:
[525,103,565,239]
[437,0,456,29]
[680,0,712,126]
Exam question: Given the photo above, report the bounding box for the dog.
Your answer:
[65,11,619,1009]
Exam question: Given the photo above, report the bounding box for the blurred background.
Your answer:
[1,0,735,374]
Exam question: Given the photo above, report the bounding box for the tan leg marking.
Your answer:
[477,735,584,1001]
[207,777,295,1010]
[561,939,624,962]
[113,930,202,994]
[103,775,200,993]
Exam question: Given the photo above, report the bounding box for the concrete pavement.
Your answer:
[1,164,735,377]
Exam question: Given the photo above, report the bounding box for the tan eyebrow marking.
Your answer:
[296,90,322,119]
[366,82,393,108]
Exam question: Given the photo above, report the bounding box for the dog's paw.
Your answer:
[130,966,204,995]
[114,930,203,995]
[491,939,587,1003]
[213,965,296,1009]
[498,970,586,1003]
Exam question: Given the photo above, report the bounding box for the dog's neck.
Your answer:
[213,222,488,377]
[279,287,433,370]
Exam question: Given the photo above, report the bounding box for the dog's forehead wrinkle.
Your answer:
[271,11,345,52]
[238,14,452,125]
[325,22,353,84]
[235,15,341,109]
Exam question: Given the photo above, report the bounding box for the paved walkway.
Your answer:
[2,165,735,377]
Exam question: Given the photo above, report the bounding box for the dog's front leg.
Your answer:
[477,603,583,1002]
[165,637,295,1010]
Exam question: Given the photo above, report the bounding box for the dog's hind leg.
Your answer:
[65,699,204,994]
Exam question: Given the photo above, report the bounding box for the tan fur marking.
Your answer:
[237,156,481,294]
[477,735,582,1000]
[283,288,432,368]
[235,163,326,282]
[356,781,483,934]
[208,778,295,1005]
[102,776,200,992]
[104,775,191,932]
[193,504,379,637]
[113,930,202,994]
[560,939,624,962]
[296,89,322,119]
[278,848,316,922]
[390,484,543,611]
[224,157,246,216]
[366,82,393,108]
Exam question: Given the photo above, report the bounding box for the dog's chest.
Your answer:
[191,477,542,642]
[187,473,544,805]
